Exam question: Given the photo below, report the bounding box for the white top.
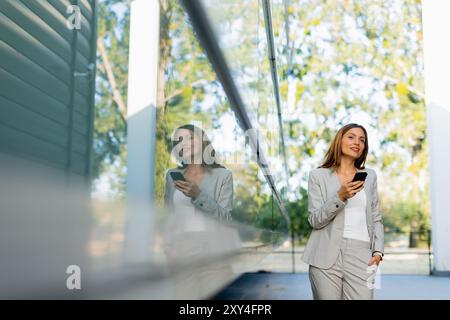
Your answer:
[343,190,370,242]
[173,189,206,232]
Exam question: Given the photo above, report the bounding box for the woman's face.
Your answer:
[341,127,366,160]
[173,128,202,161]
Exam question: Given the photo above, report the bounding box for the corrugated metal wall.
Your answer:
[0,0,97,177]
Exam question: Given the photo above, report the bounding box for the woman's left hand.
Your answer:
[368,255,382,266]
[175,180,201,199]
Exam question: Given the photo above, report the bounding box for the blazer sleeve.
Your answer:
[307,170,347,230]
[371,171,384,254]
[191,170,233,221]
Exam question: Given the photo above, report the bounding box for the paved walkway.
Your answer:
[213,272,450,300]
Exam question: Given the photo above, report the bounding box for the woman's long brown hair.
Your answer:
[319,123,368,170]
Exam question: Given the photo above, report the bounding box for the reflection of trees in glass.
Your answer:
[156,0,288,238]
[155,0,225,205]
[93,0,130,198]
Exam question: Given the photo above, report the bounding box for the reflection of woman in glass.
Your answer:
[163,124,235,298]
[164,124,233,221]
[302,123,384,300]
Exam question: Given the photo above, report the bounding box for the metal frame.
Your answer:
[262,0,289,189]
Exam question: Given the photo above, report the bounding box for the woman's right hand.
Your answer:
[338,180,365,201]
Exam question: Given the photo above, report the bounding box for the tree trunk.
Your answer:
[154,0,173,205]
[97,37,127,122]
[157,0,172,115]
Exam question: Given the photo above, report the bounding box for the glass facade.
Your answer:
[153,0,291,296]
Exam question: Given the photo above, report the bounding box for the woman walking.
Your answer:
[302,123,384,300]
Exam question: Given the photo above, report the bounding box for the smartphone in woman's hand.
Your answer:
[170,171,186,182]
[352,172,367,182]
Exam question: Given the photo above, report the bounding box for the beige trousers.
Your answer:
[308,237,376,300]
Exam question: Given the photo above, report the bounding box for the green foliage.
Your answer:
[154,0,219,205]
[93,0,130,197]
[230,163,265,224]
[287,187,312,244]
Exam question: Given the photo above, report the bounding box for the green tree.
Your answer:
[93,0,130,197]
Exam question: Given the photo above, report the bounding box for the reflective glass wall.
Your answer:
[152,0,291,297]
[80,0,292,299]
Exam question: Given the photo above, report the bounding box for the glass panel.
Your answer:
[154,0,291,289]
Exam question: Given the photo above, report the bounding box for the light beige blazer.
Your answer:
[302,167,384,269]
